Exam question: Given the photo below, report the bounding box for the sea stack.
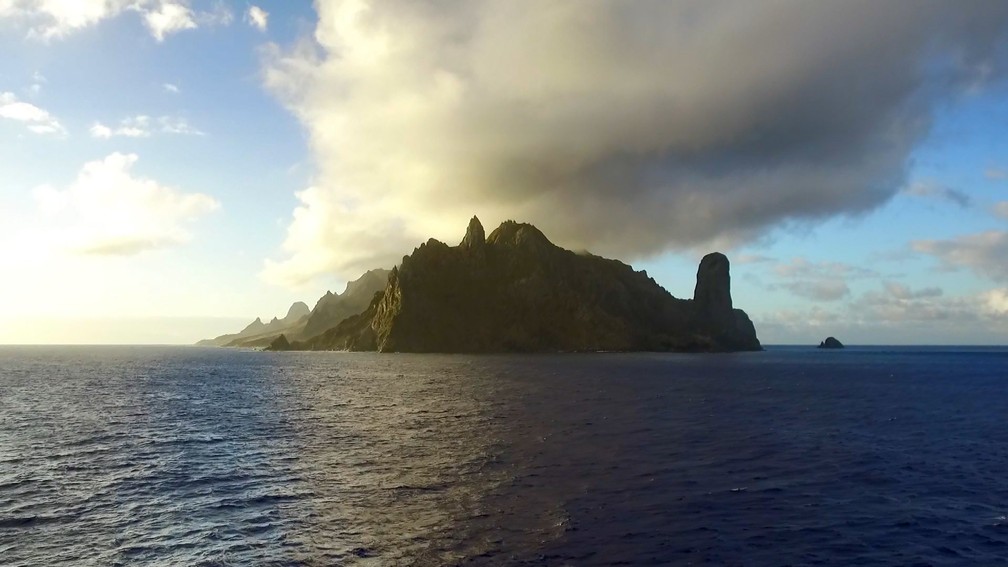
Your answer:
[694,252,733,316]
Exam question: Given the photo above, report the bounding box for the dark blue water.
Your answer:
[2,346,1007,565]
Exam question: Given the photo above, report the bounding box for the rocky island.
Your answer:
[818,336,845,349]
[269,217,760,353]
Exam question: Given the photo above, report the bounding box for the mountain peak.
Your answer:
[286,302,310,320]
[486,220,554,250]
[460,215,486,250]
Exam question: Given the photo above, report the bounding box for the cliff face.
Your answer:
[302,217,761,353]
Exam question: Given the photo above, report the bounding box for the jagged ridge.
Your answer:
[197,270,390,347]
[293,216,760,353]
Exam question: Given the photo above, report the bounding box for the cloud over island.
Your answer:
[261,0,1008,287]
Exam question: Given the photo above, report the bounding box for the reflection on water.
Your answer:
[2,346,1008,565]
[278,356,523,564]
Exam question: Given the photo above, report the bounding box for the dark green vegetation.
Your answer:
[260,217,760,353]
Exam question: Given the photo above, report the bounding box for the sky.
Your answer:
[1,0,1007,345]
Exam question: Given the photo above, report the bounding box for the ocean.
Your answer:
[1,346,1007,566]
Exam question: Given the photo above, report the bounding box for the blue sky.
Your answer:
[1,1,1007,344]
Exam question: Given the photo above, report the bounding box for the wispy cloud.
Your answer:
[758,257,880,302]
[163,83,180,94]
[90,115,152,138]
[90,114,204,138]
[882,281,943,301]
[33,152,219,255]
[914,230,1008,282]
[773,258,877,281]
[246,5,268,32]
[994,202,1008,220]
[158,115,203,135]
[757,283,1008,344]
[734,254,775,265]
[851,283,972,324]
[196,2,233,27]
[902,180,971,207]
[781,280,851,302]
[0,0,233,42]
[0,91,66,136]
[986,168,1008,181]
[26,71,46,96]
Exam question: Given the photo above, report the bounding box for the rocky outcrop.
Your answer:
[818,336,844,349]
[460,215,486,251]
[268,334,292,351]
[293,217,761,353]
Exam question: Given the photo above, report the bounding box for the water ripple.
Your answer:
[1,346,1008,565]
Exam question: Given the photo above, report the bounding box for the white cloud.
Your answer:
[0,0,136,39]
[246,5,267,31]
[89,122,112,138]
[0,0,232,41]
[143,1,195,41]
[981,288,1008,315]
[90,114,203,138]
[158,115,203,135]
[0,91,65,135]
[90,115,151,138]
[163,82,180,94]
[32,152,219,255]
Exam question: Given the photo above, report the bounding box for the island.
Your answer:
[818,336,845,349]
[262,216,761,353]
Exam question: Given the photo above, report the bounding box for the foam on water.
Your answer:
[1,346,1007,565]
